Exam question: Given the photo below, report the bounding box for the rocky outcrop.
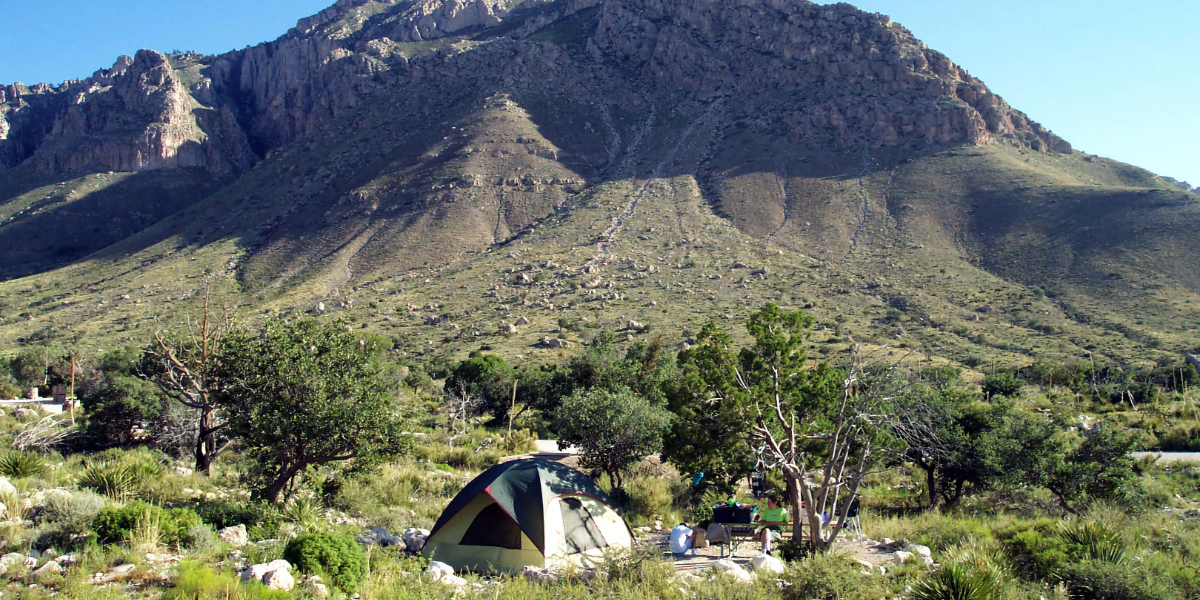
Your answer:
[589,0,1069,152]
[1,50,255,175]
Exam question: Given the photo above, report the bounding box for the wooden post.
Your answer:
[68,353,77,425]
[508,380,519,437]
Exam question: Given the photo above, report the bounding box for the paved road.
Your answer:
[1131,452,1200,463]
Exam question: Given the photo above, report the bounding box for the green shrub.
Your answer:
[784,553,883,600]
[283,532,367,593]
[982,371,1023,398]
[1057,560,1183,600]
[1000,523,1072,580]
[500,428,537,454]
[164,561,293,600]
[0,451,45,479]
[92,500,203,548]
[185,498,282,541]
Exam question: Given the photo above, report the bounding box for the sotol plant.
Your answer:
[0,452,46,479]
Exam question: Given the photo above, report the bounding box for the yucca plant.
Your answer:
[80,463,138,501]
[0,452,45,479]
[281,496,323,531]
[1057,520,1128,564]
[911,563,1002,600]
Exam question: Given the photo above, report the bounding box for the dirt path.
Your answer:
[639,530,901,573]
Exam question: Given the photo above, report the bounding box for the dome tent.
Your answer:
[422,458,633,573]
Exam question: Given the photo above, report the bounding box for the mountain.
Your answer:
[1,0,1197,372]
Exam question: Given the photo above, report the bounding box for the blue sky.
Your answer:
[1,0,1196,186]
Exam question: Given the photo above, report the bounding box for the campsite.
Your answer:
[1,305,1199,600]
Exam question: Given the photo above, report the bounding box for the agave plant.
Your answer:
[79,463,138,501]
[1057,520,1128,564]
[0,452,45,479]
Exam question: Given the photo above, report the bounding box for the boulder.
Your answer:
[305,575,330,597]
[908,544,932,559]
[502,324,518,334]
[627,320,643,330]
[0,553,29,571]
[705,522,729,544]
[31,559,63,578]
[14,408,37,418]
[1186,354,1200,370]
[516,316,530,325]
[0,477,14,494]
[241,560,291,584]
[92,563,137,584]
[891,551,914,564]
[218,524,249,547]
[522,565,556,584]
[428,561,455,581]
[542,337,569,348]
[262,568,295,591]
[714,559,755,583]
[748,553,785,574]
[402,528,429,552]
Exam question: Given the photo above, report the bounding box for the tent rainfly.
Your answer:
[422,458,633,573]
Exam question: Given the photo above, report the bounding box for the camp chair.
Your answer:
[842,497,863,542]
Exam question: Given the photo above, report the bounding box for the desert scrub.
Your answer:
[283,532,367,593]
[92,500,203,548]
[164,561,293,600]
[784,553,884,600]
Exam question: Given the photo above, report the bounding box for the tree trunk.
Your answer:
[925,465,938,510]
[263,464,304,504]
[785,471,802,543]
[195,406,218,475]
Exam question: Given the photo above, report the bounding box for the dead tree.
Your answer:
[143,285,234,475]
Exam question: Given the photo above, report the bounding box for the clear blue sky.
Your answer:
[1,0,1197,186]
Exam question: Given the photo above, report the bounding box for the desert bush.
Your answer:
[998,520,1073,580]
[283,532,367,593]
[784,553,883,600]
[163,561,293,600]
[982,371,1024,398]
[1057,560,1183,600]
[181,497,283,542]
[92,500,203,548]
[499,428,537,454]
[41,488,106,532]
[625,474,674,523]
[0,451,46,479]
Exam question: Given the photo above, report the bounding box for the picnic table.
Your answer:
[710,519,799,558]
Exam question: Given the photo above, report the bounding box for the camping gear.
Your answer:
[713,504,757,524]
[422,458,633,573]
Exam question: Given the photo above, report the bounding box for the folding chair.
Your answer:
[842,497,863,542]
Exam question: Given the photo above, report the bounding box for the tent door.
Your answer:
[459,502,523,550]
[560,497,608,555]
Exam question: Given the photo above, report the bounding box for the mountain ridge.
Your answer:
[0,0,1197,373]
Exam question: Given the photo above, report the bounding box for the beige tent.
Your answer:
[422,458,633,573]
